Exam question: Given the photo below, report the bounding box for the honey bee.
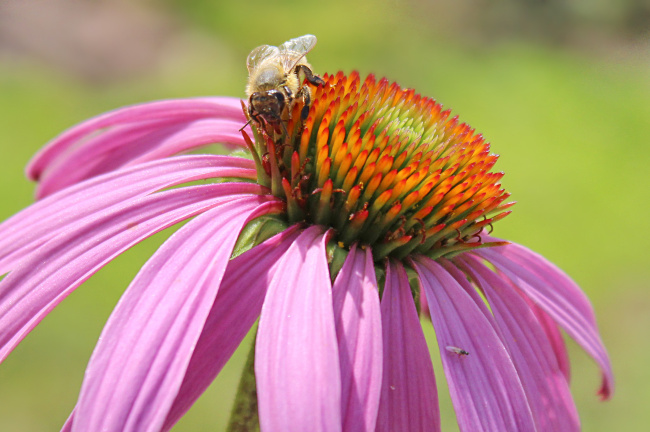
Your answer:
[446,345,470,357]
[245,34,325,133]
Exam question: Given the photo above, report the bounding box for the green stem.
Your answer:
[226,336,260,432]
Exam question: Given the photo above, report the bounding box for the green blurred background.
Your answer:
[0,0,648,430]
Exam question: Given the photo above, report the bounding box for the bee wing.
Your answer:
[278,34,318,55]
[278,34,318,70]
[246,45,280,74]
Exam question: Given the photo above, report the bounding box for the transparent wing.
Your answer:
[247,45,280,74]
[278,34,317,55]
[277,35,318,70]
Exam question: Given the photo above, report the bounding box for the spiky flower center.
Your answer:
[245,71,513,261]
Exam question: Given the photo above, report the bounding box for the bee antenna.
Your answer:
[239,117,253,132]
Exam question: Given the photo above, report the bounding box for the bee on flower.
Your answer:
[0,35,612,432]
[245,34,326,134]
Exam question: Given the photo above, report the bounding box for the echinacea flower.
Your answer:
[0,70,612,432]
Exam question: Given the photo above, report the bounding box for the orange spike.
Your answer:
[414,178,436,199]
[333,142,349,167]
[318,158,331,188]
[362,173,383,201]
[372,189,393,212]
[358,161,376,185]
[352,149,370,173]
[316,145,329,175]
[299,125,312,162]
[430,204,456,223]
[349,209,369,230]
[385,201,403,221]
[364,147,381,169]
[291,151,301,187]
[490,210,512,222]
[316,123,330,152]
[454,198,476,215]
[389,178,407,202]
[465,209,486,221]
[413,205,434,220]
[402,190,421,209]
[378,169,397,191]
[335,152,353,185]
[342,166,359,191]
[330,120,347,156]
[346,185,362,211]
[376,154,395,175]
[425,223,446,236]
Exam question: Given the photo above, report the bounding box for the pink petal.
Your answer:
[476,245,614,399]
[125,119,246,164]
[331,245,382,432]
[62,226,299,432]
[376,260,440,432]
[0,154,255,274]
[0,183,273,362]
[71,197,269,432]
[413,256,537,432]
[36,117,247,198]
[255,226,342,432]
[61,412,74,432]
[27,97,246,182]
[481,237,596,321]
[161,225,301,431]
[532,302,571,382]
[456,256,580,431]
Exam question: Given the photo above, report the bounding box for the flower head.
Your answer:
[0,68,612,432]
[246,71,512,262]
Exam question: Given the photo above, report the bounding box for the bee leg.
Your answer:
[282,85,294,121]
[300,85,312,120]
[297,65,325,87]
[252,113,267,132]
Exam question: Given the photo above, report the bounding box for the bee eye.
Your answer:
[274,92,285,104]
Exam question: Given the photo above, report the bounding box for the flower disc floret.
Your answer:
[246,71,514,261]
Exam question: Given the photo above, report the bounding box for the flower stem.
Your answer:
[226,336,259,432]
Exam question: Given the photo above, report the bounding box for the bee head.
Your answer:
[250,90,286,122]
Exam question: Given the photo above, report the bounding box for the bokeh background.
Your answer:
[1,0,648,430]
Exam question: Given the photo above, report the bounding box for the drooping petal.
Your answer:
[455,256,580,431]
[413,256,537,432]
[36,117,248,198]
[0,183,272,362]
[161,225,301,431]
[61,413,73,432]
[331,245,382,432]
[476,245,614,399]
[376,260,440,432]
[71,197,275,432]
[27,97,246,182]
[256,226,342,432]
[0,155,255,274]
[532,302,571,382]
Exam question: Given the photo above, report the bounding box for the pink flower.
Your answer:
[0,72,612,431]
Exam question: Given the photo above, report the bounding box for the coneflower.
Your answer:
[0,70,612,432]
